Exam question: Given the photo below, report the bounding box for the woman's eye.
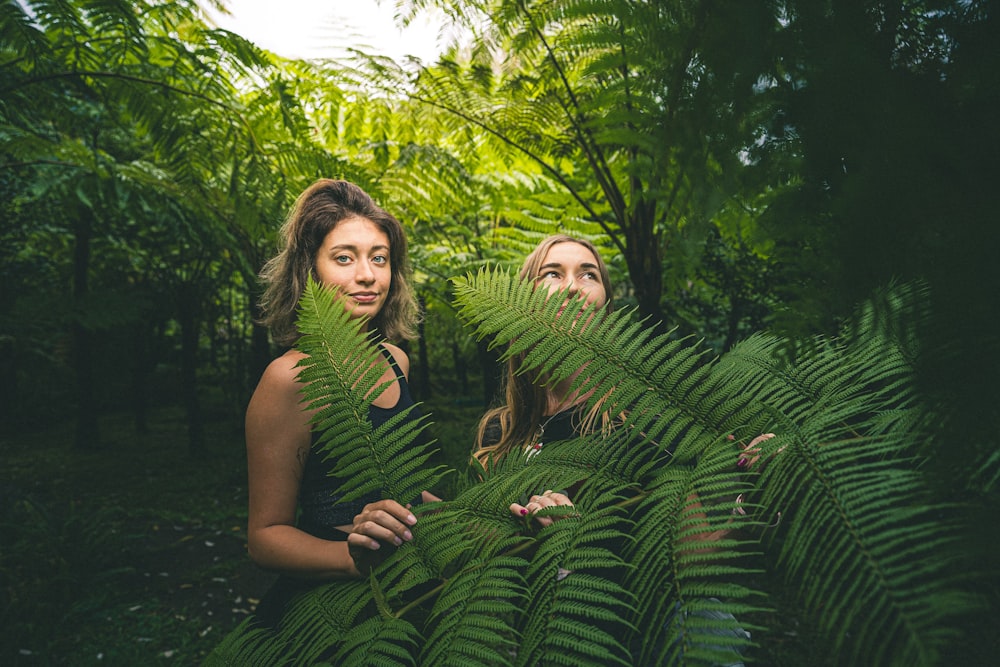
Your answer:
[540,271,560,280]
[335,255,352,264]
[581,271,598,280]
[372,255,388,265]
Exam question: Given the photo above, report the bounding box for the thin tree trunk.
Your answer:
[622,209,666,330]
[178,284,203,455]
[130,316,152,435]
[451,340,468,396]
[415,295,431,399]
[0,335,18,431]
[723,300,743,353]
[478,339,501,407]
[248,290,271,396]
[72,209,100,450]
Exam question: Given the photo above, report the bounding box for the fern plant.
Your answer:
[206,274,976,666]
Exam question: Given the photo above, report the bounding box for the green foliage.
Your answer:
[4,1,995,663]
[209,271,977,666]
[394,0,784,325]
[294,277,447,506]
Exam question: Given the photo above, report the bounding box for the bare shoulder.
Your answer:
[260,350,309,387]
[249,350,310,411]
[381,342,410,377]
[246,350,313,454]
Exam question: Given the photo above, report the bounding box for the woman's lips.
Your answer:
[351,292,378,303]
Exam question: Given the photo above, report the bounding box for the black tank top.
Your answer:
[297,344,420,541]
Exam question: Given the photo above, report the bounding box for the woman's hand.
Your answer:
[347,499,417,574]
[510,490,576,528]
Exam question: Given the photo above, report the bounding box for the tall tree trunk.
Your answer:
[622,209,665,329]
[130,316,152,435]
[72,209,100,450]
[451,340,468,396]
[248,292,271,396]
[478,339,501,407]
[131,316,163,435]
[178,283,203,455]
[0,335,17,431]
[415,294,431,399]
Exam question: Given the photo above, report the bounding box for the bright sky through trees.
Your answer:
[204,0,445,62]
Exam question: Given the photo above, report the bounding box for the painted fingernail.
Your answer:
[737,457,748,468]
[403,530,413,541]
[520,508,528,516]
[406,514,417,525]
[393,536,402,546]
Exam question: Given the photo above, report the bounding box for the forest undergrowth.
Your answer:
[4,394,973,666]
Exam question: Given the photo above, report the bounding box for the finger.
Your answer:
[546,493,574,507]
[354,507,416,542]
[738,433,780,469]
[741,434,775,454]
[371,500,419,526]
[510,503,529,517]
[347,531,380,551]
[354,519,411,546]
[356,501,417,531]
[529,497,555,510]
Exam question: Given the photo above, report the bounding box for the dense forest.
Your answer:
[2,0,998,665]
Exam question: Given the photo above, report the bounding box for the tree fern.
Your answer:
[208,271,976,666]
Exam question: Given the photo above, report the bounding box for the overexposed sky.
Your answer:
[204,0,445,62]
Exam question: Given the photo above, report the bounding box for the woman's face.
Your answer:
[314,217,391,326]
[533,241,608,308]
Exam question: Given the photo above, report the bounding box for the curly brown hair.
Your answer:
[257,179,418,346]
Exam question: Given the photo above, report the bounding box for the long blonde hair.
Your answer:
[473,235,615,468]
[258,179,418,346]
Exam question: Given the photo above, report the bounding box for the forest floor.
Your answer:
[1,396,482,666]
[1,405,274,666]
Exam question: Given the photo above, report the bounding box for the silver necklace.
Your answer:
[529,410,568,458]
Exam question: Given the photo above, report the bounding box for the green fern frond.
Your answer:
[453,267,725,458]
[419,555,527,666]
[453,268,975,665]
[294,277,445,506]
[755,427,968,666]
[625,445,759,667]
[516,500,637,667]
[330,614,422,667]
[714,294,975,666]
[204,579,374,666]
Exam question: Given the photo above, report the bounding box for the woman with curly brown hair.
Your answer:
[245,179,427,612]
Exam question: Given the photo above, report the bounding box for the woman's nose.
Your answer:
[355,260,375,283]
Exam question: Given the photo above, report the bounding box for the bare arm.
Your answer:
[245,352,360,579]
